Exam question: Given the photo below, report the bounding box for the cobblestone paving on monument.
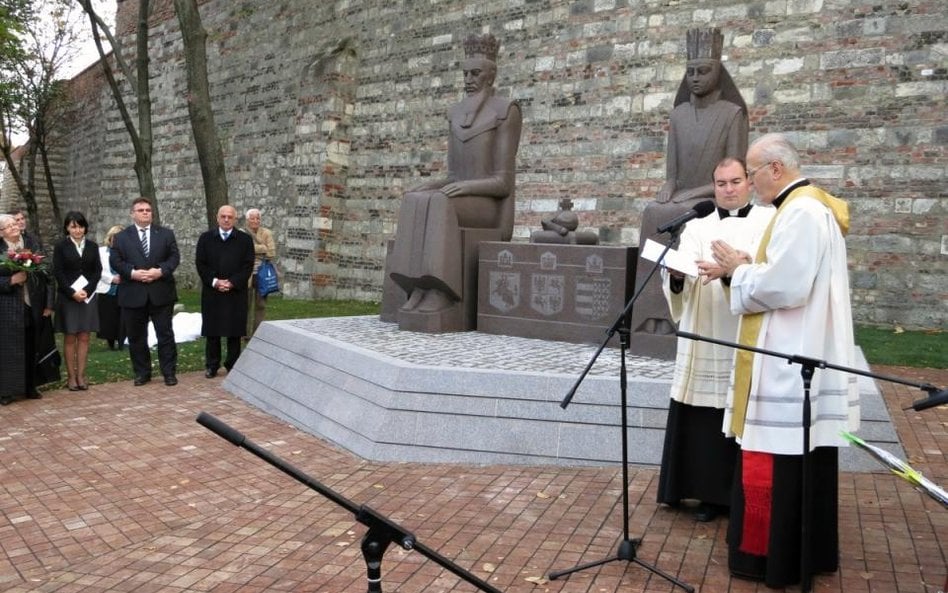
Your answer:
[290,316,676,380]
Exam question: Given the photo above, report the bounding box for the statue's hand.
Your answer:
[655,183,674,204]
[441,182,466,197]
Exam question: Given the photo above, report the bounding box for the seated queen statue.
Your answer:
[388,33,522,325]
[628,27,748,358]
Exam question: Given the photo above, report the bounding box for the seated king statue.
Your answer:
[628,27,748,359]
[388,33,522,330]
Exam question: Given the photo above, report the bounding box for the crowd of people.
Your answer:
[2,136,862,589]
[0,202,278,404]
[0,23,868,590]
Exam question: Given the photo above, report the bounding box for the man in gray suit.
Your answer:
[110,197,180,386]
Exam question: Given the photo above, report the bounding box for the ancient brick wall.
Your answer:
[44,0,945,328]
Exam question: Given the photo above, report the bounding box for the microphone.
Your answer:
[906,389,948,412]
[656,200,716,234]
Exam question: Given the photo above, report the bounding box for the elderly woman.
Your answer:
[95,225,126,350]
[53,211,102,391]
[243,208,276,337]
[0,213,55,405]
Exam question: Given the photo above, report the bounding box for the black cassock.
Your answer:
[195,229,255,337]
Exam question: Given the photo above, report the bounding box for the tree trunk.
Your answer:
[134,0,159,224]
[36,115,62,228]
[173,0,228,229]
[78,0,159,224]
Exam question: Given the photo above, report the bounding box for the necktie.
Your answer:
[222,231,230,241]
[140,228,150,257]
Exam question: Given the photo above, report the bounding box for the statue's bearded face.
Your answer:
[462,57,496,95]
[686,59,721,97]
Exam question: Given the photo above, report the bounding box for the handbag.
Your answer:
[256,259,280,298]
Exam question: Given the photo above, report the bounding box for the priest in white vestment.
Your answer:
[711,133,860,588]
[656,158,774,522]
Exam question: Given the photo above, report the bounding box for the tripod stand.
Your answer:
[196,412,503,593]
[549,230,693,592]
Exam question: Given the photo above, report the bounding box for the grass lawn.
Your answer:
[50,290,943,389]
[61,292,379,388]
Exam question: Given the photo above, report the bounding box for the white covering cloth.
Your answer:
[138,312,203,347]
[663,205,774,408]
[725,192,860,455]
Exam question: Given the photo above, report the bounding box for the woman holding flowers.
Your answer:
[53,211,102,391]
[0,213,55,405]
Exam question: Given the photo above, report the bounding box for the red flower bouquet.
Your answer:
[2,248,48,274]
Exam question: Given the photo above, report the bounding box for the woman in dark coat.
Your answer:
[95,225,126,350]
[53,211,102,391]
[0,213,56,405]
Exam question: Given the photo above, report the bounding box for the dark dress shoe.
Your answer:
[694,503,722,523]
[26,390,42,399]
[205,369,218,378]
[0,397,11,406]
[133,375,151,386]
[164,375,178,386]
[77,384,88,391]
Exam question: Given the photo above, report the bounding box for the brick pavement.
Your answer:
[0,367,945,593]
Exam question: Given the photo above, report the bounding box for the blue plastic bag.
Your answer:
[256,259,280,298]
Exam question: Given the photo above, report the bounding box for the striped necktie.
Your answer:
[140,228,150,257]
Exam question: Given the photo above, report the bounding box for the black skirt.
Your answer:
[656,399,738,507]
[727,447,840,588]
[55,294,100,334]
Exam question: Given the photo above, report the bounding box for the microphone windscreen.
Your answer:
[694,200,716,218]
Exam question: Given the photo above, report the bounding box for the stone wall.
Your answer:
[38,0,947,328]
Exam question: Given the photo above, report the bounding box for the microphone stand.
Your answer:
[196,412,503,593]
[549,227,694,592]
[676,330,945,593]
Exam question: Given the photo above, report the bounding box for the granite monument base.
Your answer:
[223,316,901,472]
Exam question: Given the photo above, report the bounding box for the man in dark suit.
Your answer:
[110,197,180,386]
[8,208,43,250]
[195,205,254,377]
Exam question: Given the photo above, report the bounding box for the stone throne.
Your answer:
[380,33,522,333]
[628,27,748,359]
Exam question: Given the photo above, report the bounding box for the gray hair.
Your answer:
[245,208,261,218]
[750,133,801,171]
[0,214,15,231]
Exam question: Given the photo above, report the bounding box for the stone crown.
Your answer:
[463,34,500,62]
[686,27,723,61]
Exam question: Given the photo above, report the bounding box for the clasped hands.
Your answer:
[670,240,753,285]
[214,278,234,292]
[131,267,163,283]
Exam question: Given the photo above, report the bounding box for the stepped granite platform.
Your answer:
[223,316,901,471]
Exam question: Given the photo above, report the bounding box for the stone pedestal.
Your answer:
[477,242,637,346]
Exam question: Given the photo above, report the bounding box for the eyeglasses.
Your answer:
[747,161,775,178]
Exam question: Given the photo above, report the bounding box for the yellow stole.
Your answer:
[729,184,850,437]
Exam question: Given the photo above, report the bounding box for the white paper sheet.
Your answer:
[70,275,94,303]
[640,238,700,277]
